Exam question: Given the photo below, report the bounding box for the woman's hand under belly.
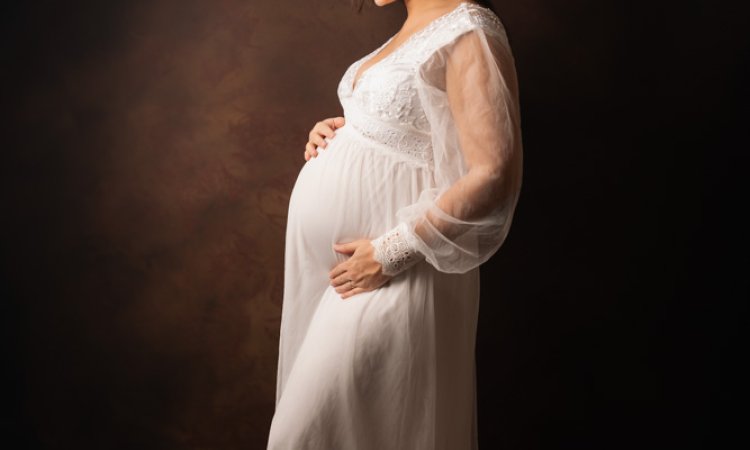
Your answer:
[329,239,392,300]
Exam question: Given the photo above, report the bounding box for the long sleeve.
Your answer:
[371,24,523,276]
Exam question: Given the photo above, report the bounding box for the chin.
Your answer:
[373,0,399,6]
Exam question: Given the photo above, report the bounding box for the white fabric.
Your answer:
[371,221,426,276]
[268,2,522,449]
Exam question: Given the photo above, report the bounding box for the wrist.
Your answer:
[370,222,425,277]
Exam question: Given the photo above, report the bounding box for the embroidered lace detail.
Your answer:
[355,70,428,130]
[371,222,425,277]
[350,120,431,161]
[339,2,501,98]
[334,2,503,162]
[346,107,432,162]
[382,3,502,65]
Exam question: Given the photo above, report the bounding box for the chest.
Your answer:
[338,55,431,131]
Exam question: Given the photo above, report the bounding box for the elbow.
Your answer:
[468,163,516,218]
[470,164,505,188]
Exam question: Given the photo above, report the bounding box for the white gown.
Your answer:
[268,2,523,449]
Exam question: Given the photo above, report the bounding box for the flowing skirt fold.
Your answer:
[269,124,480,450]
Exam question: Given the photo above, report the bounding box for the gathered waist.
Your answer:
[336,111,433,164]
[326,124,431,168]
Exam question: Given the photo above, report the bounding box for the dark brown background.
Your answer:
[3,0,746,449]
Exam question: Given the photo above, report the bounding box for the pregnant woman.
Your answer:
[268,0,523,448]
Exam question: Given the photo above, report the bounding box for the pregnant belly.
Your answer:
[286,125,431,269]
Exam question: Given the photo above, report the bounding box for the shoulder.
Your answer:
[413,3,507,87]
[426,3,506,52]
[459,2,506,36]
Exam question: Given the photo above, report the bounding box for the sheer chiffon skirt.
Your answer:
[268,123,481,450]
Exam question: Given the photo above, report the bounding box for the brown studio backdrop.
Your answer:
[3,0,745,449]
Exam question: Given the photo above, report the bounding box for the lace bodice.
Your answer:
[331,2,522,279]
[337,1,503,163]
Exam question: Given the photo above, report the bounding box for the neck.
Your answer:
[402,0,471,22]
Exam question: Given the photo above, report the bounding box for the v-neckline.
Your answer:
[350,1,473,93]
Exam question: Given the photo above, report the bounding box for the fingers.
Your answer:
[329,264,347,281]
[334,282,355,294]
[323,116,346,131]
[313,120,336,142]
[341,287,366,300]
[331,273,357,289]
[305,118,343,160]
[307,129,328,150]
[304,141,317,160]
[332,274,365,297]
[322,117,338,132]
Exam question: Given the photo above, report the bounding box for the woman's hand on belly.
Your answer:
[304,116,345,161]
[329,239,392,300]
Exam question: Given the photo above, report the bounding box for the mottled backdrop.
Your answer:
[2,1,746,449]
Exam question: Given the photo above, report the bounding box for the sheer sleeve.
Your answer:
[371,25,523,275]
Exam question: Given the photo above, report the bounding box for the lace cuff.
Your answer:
[370,222,425,277]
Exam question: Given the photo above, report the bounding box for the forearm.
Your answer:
[372,165,507,276]
[418,165,506,242]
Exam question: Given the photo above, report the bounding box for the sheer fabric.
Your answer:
[371,8,523,275]
[268,2,522,449]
